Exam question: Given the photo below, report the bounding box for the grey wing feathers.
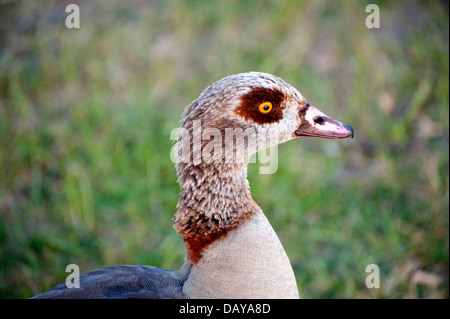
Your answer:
[31,265,188,299]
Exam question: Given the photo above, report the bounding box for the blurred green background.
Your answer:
[0,0,448,298]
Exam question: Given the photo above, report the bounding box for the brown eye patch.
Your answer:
[234,87,285,125]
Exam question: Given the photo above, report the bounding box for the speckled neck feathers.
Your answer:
[174,161,260,263]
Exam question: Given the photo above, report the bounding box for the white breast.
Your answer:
[182,212,299,298]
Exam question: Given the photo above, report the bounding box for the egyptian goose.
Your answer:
[33,72,353,299]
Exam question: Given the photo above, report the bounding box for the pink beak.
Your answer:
[295,103,354,139]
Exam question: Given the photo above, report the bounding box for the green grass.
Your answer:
[0,0,448,298]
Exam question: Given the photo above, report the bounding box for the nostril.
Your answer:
[314,116,325,124]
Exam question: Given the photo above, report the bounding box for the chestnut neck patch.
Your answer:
[234,87,286,125]
[174,162,260,264]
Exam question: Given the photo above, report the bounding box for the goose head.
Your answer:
[177,72,353,166]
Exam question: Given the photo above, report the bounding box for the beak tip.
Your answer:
[344,124,354,138]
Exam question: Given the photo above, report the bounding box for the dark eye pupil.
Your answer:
[264,105,270,110]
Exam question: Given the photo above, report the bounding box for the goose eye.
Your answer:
[258,102,273,114]
[314,116,325,124]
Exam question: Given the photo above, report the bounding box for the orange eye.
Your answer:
[258,102,273,114]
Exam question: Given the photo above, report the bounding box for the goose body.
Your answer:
[33,72,353,299]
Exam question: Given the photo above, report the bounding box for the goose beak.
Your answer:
[295,103,354,139]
